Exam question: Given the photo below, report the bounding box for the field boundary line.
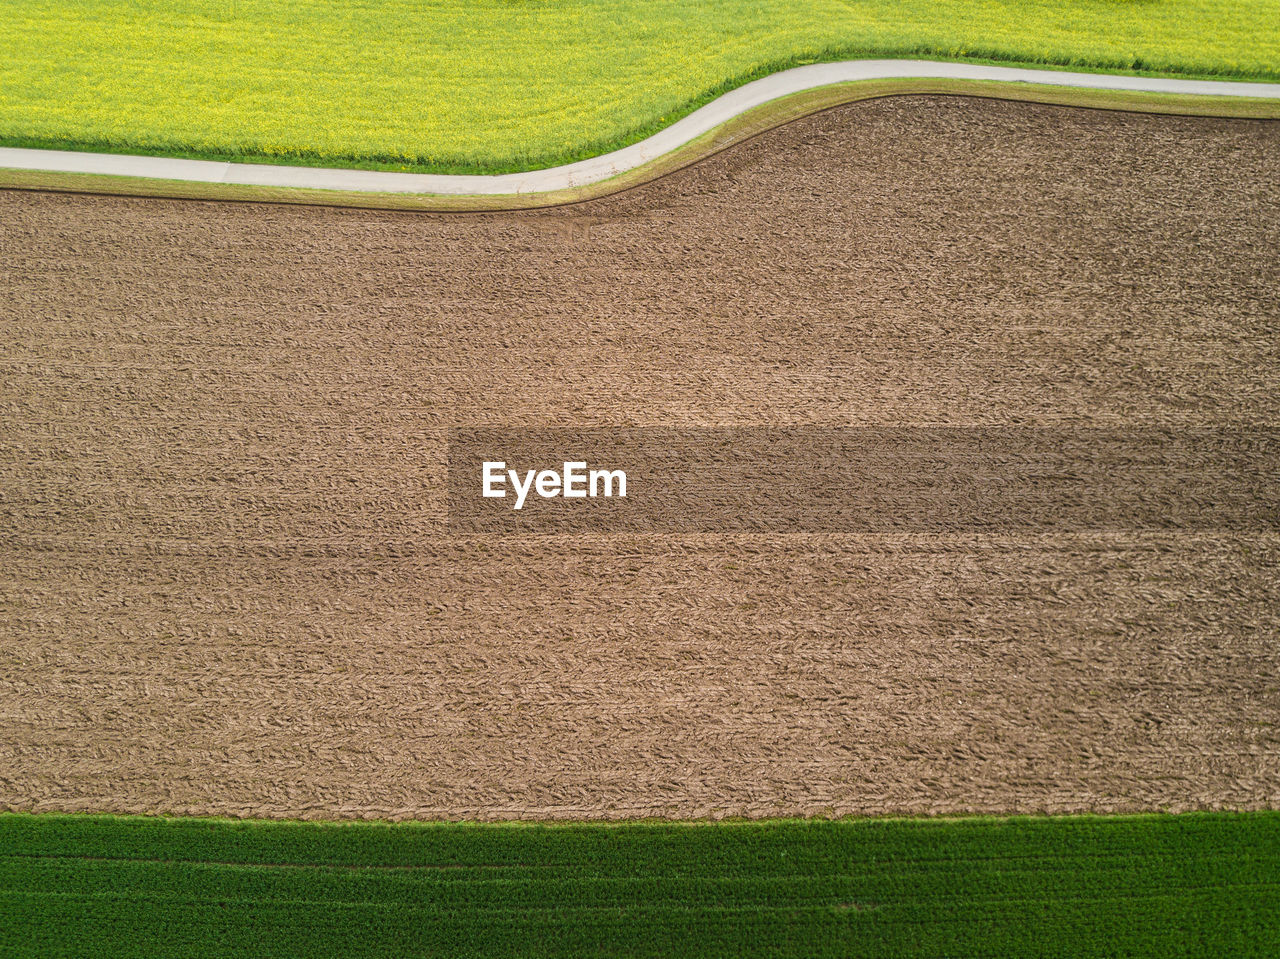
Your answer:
[2,60,1279,210]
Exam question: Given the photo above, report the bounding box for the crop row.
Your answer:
[2,811,1277,957]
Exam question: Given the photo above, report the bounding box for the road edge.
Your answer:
[3,79,1278,212]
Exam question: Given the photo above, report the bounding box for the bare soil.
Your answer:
[1,97,1278,821]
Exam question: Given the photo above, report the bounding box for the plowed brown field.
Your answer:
[2,97,1278,820]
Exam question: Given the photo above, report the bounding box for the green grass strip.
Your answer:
[2,0,1279,175]
[1,810,1277,957]
[6,83,1279,213]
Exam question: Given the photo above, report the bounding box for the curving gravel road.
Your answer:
[2,59,1280,195]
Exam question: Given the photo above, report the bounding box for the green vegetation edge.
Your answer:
[4,81,1278,214]
[2,809,1277,958]
[5,0,1280,173]
[2,53,1276,179]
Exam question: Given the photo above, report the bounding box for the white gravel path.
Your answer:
[3,59,1278,196]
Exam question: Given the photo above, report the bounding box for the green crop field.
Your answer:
[2,811,1277,958]
[1,0,1278,175]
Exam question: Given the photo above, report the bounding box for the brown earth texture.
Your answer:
[1,96,1279,821]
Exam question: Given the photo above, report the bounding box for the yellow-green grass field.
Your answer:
[2,0,1279,175]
